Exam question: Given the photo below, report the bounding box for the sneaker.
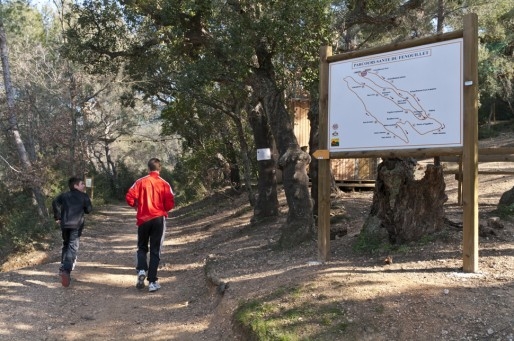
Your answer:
[148,281,160,292]
[72,258,77,271]
[60,270,71,287]
[136,270,146,289]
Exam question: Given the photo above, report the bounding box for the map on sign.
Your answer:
[328,39,463,152]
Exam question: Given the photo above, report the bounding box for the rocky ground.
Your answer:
[1,134,514,341]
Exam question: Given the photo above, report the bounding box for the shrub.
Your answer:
[0,189,53,264]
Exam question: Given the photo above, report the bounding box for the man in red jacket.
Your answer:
[126,158,175,292]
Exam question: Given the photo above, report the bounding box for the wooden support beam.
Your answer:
[318,46,331,262]
[444,169,514,175]
[331,147,462,160]
[461,13,479,273]
[440,152,514,163]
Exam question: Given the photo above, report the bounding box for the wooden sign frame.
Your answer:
[318,13,479,272]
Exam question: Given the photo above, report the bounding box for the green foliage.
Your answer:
[352,227,391,254]
[478,124,500,139]
[86,173,117,204]
[82,160,143,203]
[353,225,457,255]
[495,203,514,219]
[1,0,45,39]
[0,188,53,262]
[115,162,142,199]
[168,156,210,206]
[474,0,514,119]
[478,120,514,139]
[62,0,334,175]
[161,93,253,204]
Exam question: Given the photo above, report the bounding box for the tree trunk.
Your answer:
[229,107,255,206]
[0,18,47,218]
[308,96,320,215]
[436,0,445,34]
[69,72,78,175]
[362,158,447,244]
[104,142,119,196]
[248,104,279,222]
[250,68,314,248]
[489,101,496,124]
[308,92,342,215]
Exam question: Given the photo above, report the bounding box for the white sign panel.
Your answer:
[256,148,272,161]
[328,38,463,152]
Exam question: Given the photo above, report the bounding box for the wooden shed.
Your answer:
[291,99,378,188]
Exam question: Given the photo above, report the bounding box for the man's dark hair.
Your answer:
[68,176,83,191]
[148,158,161,172]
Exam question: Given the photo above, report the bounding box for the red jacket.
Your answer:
[126,171,175,226]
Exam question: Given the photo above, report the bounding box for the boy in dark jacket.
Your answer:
[52,176,93,287]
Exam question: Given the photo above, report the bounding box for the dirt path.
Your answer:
[0,203,243,341]
[1,153,514,340]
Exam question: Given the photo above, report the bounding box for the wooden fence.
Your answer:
[440,147,514,204]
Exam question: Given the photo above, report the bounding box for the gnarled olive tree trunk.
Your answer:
[250,65,314,248]
[362,158,447,244]
[249,104,279,222]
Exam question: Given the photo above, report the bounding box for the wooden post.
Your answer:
[318,46,332,262]
[462,13,479,273]
[458,157,462,205]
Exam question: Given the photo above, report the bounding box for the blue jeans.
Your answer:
[61,228,80,272]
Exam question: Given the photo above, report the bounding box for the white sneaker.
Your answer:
[136,270,146,289]
[148,281,160,292]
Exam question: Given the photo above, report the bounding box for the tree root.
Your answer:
[204,254,229,295]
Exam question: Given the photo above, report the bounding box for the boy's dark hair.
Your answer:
[68,176,83,191]
[148,158,161,172]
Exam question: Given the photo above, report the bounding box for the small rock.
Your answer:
[488,217,504,229]
[307,261,322,266]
